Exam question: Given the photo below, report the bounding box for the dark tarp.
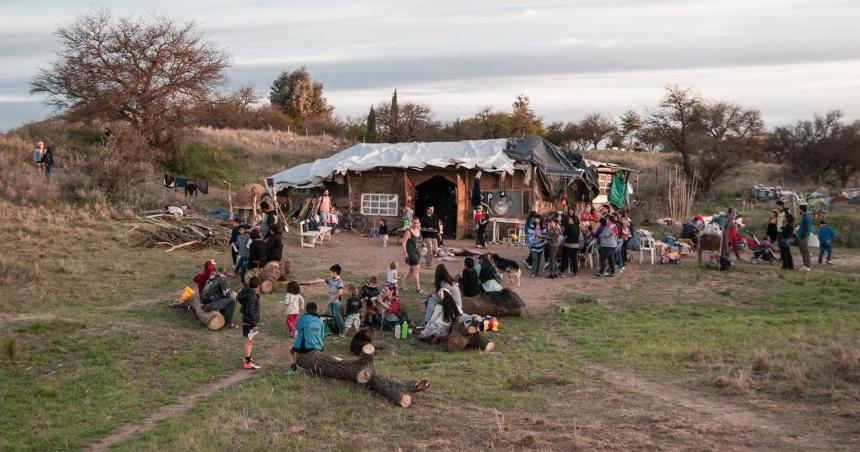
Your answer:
[562,149,600,201]
[504,137,583,200]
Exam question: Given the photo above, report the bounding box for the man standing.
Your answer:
[797,204,813,271]
[259,201,278,239]
[775,200,786,241]
[318,190,333,226]
[420,206,439,267]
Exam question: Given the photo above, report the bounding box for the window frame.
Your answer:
[360,193,399,217]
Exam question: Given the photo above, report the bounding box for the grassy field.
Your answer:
[2,198,859,450]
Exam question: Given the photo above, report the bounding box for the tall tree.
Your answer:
[366,105,377,143]
[30,10,229,148]
[389,89,400,142]
[578,112,617,149]
[270,66,333,127]
[619,110,643,150]
[373,100,440,142]
[510,94,544,137]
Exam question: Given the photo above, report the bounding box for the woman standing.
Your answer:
[528,216,547,277]
[597,217,617,277]
[560,212,581,277]
[780,212,795,270]
[401,217,426,294]
[766,209,778,243]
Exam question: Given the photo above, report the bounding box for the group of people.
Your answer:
[769,201,835,270]
[226,202,284,282]
[523,204,633,279]
[32,141,55,180]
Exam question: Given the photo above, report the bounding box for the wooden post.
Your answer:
[252,193,258,226]
[225,180,233,220]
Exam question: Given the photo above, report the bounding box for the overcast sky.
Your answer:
[1,0,859,131]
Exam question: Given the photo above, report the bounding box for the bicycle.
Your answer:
[334,208,368,234]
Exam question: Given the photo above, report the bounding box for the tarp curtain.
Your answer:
[609,172,627,208]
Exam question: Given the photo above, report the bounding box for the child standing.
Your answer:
[238,276,262,370]
[378,219,389,247]
[285,302,325,375]
[817,220,835,265]
[343,283,363,336]
[326,264,345,335]
[282,280,305,337]
[386,261,399,289]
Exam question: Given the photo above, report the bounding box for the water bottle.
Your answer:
[400,321,409,339]
[394,323,401,339]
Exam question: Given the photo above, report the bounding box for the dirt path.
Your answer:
[0,313,58,326]
[87,344,291,451]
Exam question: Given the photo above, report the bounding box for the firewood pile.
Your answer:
[133,213,231,252]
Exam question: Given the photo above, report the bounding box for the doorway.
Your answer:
[415,175,457,239]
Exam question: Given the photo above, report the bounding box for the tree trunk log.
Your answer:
[260,279,275,294]
[446,320,495,352]
[461,288,525,317]
[189,294,225,330]
[296,344,375,384]
[368,374,432,408]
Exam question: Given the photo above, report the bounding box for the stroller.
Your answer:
[745,232,777,265]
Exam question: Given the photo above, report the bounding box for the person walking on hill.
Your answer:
[797,204,813,271]
[33,141,45,174]
[42,147,55,182]
[420,206,439,267]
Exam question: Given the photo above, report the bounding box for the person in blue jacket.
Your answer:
[796,204,814,271]
[285,302,325,375]
[817,220,835,265]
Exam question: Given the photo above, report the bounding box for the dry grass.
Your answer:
[752,351,771,372]
[690,343,708,362]
[192,126,344,159]
[713,369,754,394]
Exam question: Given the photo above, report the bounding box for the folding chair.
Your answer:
[579,239,598,269]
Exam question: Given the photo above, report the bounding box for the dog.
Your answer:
[489,253,521,288]
[350,327,374,356]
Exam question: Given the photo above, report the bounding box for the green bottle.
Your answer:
[400,321,409,339]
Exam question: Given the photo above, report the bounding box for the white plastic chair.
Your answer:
[640,237,656,265]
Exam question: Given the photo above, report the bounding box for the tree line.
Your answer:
[30,11,859,194]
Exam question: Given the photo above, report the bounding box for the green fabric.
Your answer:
[609,173,627,208]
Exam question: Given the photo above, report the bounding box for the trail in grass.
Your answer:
[87,344,291,451]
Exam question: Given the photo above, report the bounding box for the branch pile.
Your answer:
[296,344,431,408]
[134,213,231,252]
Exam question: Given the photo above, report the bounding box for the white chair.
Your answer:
[640,237,656,265]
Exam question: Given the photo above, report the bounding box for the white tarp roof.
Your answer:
[269,139,518,188]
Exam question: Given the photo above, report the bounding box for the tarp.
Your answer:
[503,137,583,200]
[270,139,518,188]
[609,172,627,208]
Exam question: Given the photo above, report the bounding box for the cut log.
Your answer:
[446,319,495,352]
[296,344,375,384]
[260,279,275,294]
[244,268,260,285]
[259,259,291,282]
[461,288,525,317]
[368,374,432,408]
[188,294,225,330]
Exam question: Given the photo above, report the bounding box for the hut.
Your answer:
[268,137,616,239]
[233,183,271,224]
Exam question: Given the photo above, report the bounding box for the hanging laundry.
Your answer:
[185,181,198,196]
[196,179,209,194]
[174,177,187,188]
[163,174,175,188]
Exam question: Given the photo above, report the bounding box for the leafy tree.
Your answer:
[511,95,545,137]
[544,121,579,148]
[270,66,333,127]
[30,10,229,148]
[619,110,643,150]
[373,97,440,142]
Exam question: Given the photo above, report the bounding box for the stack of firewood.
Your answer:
[134,213,231,252]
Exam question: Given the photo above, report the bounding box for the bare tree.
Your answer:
[619,110,643,150]
[373,100,440,142]
[30,10,229,147]
[578,112,617,149]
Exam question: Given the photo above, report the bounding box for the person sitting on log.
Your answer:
[418,264,462,330]
[201,267,238,328]
[459,257,482,297]
[479,254,503,293]
[238,276,262,370]
[266,222,284,263]
[247,229,268,271]
[374,284,402,331]
[342,283,364,337]
[286,302,325,375]
[359,276,381,328]
[419,288,462,343]
[326,264,346,336]
[193,259,216,293]
[281,281,305,337]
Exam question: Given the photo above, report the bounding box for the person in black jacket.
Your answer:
[266,223,284,262]
[238,276,262,369]
[247,229,268,270]
[459,257,482,297]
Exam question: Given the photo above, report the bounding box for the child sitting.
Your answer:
[281,280,305,337]
[359,276,381,327]
[386,261,399,289]
[343,283,364,336]
[374,283,402,331]
[378,219,389,247]
[285,302,325,375]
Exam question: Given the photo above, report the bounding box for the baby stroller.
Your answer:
[746,232,777,265]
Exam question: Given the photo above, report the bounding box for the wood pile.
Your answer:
[134,213,231,252]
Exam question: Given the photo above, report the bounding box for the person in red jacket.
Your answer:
[193,260,216,293]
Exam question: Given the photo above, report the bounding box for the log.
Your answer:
[446,320,495,352]
[260,279,275,294]
[461,289,526,317]
[296,344,375,384]
[244,268,260,285]
[188,294,225,330]
[368,374,432,408]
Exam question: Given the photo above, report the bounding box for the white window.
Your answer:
[360,194,399,216]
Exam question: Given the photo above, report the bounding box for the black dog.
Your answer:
[350,327,374,356]
[489,253,522,288]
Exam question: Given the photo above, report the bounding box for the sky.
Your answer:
[1,0,859,131]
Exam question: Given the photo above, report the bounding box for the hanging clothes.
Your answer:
[609,172,627,209]
[185,181,198,196]
[196,179,209,194]
[470,173,482,209]
[174,177,187,188]
[163,174,175,188]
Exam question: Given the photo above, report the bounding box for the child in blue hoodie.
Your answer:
[817,220,835,265]
[286,302,325,375]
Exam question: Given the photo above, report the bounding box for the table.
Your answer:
[490,218,524,244]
